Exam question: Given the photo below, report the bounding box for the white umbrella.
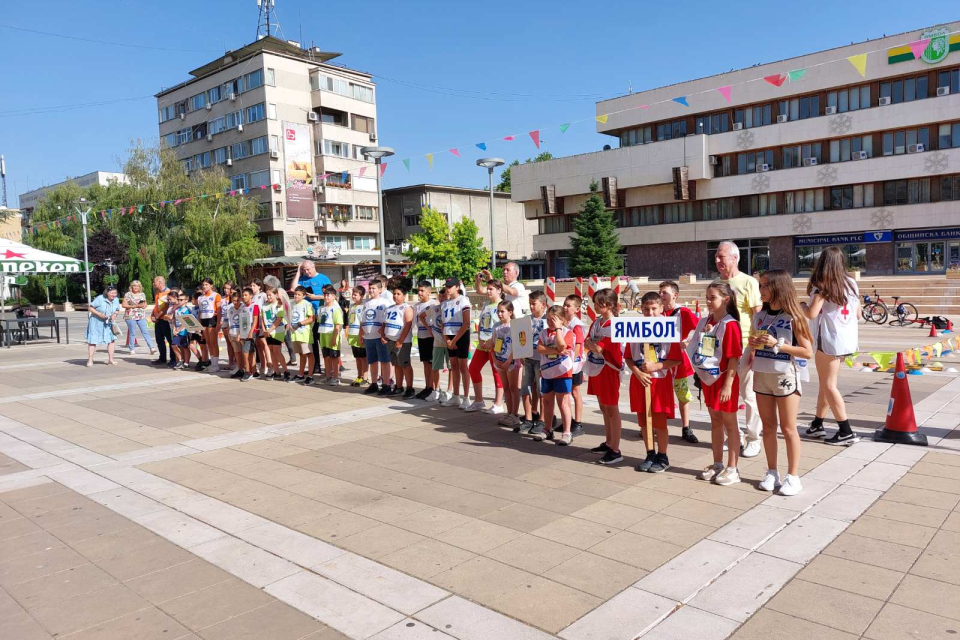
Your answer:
[0,239,85,307]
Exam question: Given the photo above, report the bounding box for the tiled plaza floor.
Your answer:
[1,333,959,639]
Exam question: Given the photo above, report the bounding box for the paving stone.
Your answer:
[195,598,327,640]
[557,587,676,640]
[0,611,59,640]
[845,514,938,549]
[27,583,149,637]
[730,608,857,640]
[890,574,960,622]
[124,558,232,605]
[847,461,911,492]
[432,556,537,605]
[0,545,87,588]
[882,484,960,510]
[435,519,524,554]
[759,514,849,564]
[370,619,455,640]
[806,485,883,522]
[481,503,564,533]
[159,578,274,632]
[380,538,476,580]
[635,539,747,602]
[660,497,741,527]
[767,579,884,636]
[589,531,685,571]
[641,606,740,640]
[95,540,195,582]
[543,552,647,600]
[531,516,617,550]
[628,512,715,547]
[691,552,801,622]
[863,497,950,528]
[707,505,797,550]
[798,554,904,600]
[864,602,960,640]
[417,595,555,640]
[485,535,582,575]
[5,562,117,610]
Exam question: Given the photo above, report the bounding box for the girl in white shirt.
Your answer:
[492,301,523,427]
[440,279,472,409]
[803,247,860,446]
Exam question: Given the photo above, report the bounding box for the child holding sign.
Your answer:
[690,283,742,486]
[536,305,575,445]
[626,293,682,473]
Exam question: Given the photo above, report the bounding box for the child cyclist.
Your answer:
[384,282,416,398]
[467,279,505,413]
[493,301,523,428]
[263,288,289,381]
[585,288,625,465]
[690,282,742,486]
[659,281,700,444]
[536,305,575,445]
[361,279,391,396]
[318,285,344,386]
[749,269,812,496]
[563,294,586,437]
[627,292,683,473]
[346,286,368,387]
[414,281,439,400]
[288,286,316,383]
[440,279,471,408]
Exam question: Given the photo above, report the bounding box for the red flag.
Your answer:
[449,148,461,157]
[379,163,387,178]
[763,74,786,87]
[529,130,540,149]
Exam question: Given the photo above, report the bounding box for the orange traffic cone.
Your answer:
[946,319,954,333]
[929,322,938,338]
[873,352,927,446]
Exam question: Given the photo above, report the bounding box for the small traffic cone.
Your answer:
[946,319,954,333]
[929,323,938,338]
[873,352,927,446]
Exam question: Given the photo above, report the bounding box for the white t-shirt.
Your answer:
[477,302,499,342]
[441,295,470,336]
[503,280,528,317]
[415,300,438,339]
[361,297,388,339]
[385,303,412,342]
[810,278,859,356]
[225,304,242,336]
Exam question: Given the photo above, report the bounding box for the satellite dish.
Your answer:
[603,145,612,151]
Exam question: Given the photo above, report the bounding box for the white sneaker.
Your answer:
[427,390,440,402]
[741,440,762,458]
[209,361,220,373]
[459,396,471,410]
[465,401,486,413]
[778,474,803,496]
[487,403,506,415]
[714,467,741,486]
[699,462,724,481]
[440,394,459,407]
[128,347,136,355]
[759,469,781,492]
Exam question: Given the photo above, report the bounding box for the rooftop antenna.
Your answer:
[1,155,7,208]
[628,81,633,95]
[256,0,284,40]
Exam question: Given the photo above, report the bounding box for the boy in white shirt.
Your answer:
[361,279,391,396]
[440,279,471,408]
[384,283,416,399]
[414,281,439,400]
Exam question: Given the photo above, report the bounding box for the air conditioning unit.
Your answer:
[937,86,951,97]
[825,106,837,115]
[229,92,236,101]
[313,185,323,196]
[853,151,869,160]
[237,123,243,132]
[757,163,770,172]
[206,134,213,142]
[369,133,377,142]
[270,150,280,159]
[894,145,905,154]
[733,122,743,131]
[307,112,319,122]
[226,158,233,166]
[708,155,718,166]
[273,183,282,192]
[179,113,186,120]
[803,157,818,167]
[879,96,892,106]
[776,114,788,124]
[205,103,212,111]
[908,143,925,154]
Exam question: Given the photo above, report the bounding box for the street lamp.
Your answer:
[360,146,395,276]
[476,158,505,270]
[74,198,93,311]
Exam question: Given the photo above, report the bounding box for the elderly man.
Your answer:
[150,276,175,367]
[290,260,332,374]
[715,241,763,458]
[477,262,528,317]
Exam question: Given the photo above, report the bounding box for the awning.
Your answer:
[0,239,84,274]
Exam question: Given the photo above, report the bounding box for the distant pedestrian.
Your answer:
[122,280,157,355]
[86,285,121,367]
[151,276,175,366]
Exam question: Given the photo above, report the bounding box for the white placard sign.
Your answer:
[610,316,681,343]
[179,313,204,334]
[510,315,534,359]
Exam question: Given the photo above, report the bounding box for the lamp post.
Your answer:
[360,146,395,276]
[74,199,93,312]
[476,158,505,270]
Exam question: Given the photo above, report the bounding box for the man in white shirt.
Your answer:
[478,262,528,317]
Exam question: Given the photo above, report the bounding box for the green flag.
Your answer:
[559,123,570,133]
[788,69,807,82]
[869,352,896,370]
[402,158,411,171]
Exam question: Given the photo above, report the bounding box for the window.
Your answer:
[701,198,734,220]
[162,132,177,148]
[662,203,693,223]
[713,155,733,178]
[404,213,421,227]
[193,152,210,169]
[208,116,226,135]
[325,172,351,188]
[312,73,348,95]
[782,143,822,168]
[539,216,570,234]
[250,136,269,155]
[830,135,872,162]
[355,206,376,220]
[245,103,265,123]
[324,236,347,248]
[620,125,654,146]
[267,235,283,253]
[207,86,221,104]
[213,147,228,165]
[189,93,206,111]
[829,186,855,210]
[737,149,774,174]
[695,113,730,135]
[232,141,249,160]
[939,68,960,95]
[619,206,658,227]
[225,110,242,129]
[939,123,960,149]
[779,95,819,121]
[351,83,374,103]
[881,74,929,104]
[352,115,375,134]
[266,68,276,86]
[784,189,824,213]
[175,128,192,145]
[321,205,352,219]
[883,178,930,205]
[321,139,350,158]
[192,122,207,141]
[247,170,268,188]
[272,169,281,184]
[352,236,375,250]
[942,175,960,201]
[230,174,247,190]
[734,104,772,129]
[742,194,778,217]
[269,135,279,152]
[243,69,263,91]
[827,84,870,112]
[882,127,929,155]
[267,103,277,120]
[656,119,687,141]
[159,105,177,123]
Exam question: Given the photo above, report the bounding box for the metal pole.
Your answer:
[375,158,387,275]
[79,208,92,311]
[488,168,496,271]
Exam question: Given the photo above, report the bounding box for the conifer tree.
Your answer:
[568,181,622,277]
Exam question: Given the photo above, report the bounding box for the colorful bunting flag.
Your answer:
[529,130,540,149]
[717,85,732,103]
[672,96,689,107]
[379,163,387,178]
[869,352,896,370]
[359,167,367,177]
[847,53,868,77]
[595,114,608,124]
[559,123,570,133]
[788,69,806,82]
[449,148,460,157]
[402,158,411,171]
[908,38,931,60]
[503,135,515,141]
[763,74,786,87]
[476,142,487,151]
[426,153,434,170]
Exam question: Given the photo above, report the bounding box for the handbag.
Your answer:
[110,322,122,337]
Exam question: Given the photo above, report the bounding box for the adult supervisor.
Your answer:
[715,240,763,458]
[290,260,331,374]
[151,276,175,367]
[478,262,528,317]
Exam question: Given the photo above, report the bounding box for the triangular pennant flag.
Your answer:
[503,135,515,141]
[449,148,460,157]
[559,123,570,133]
[788,69,806,82]
[763,74,786,87]
[934,342,944,358]
[716,85,732,103]
[379,163,387,178]
[869,352,896,370]
[476,142,487,151]
[426,153,434,170]
[529,130,540,149]
[595,114,608,124]
[402,158,411,171]
[909,38,930,60]
[672,96,689,107]
[844,353,859,368]
[847,53,868,77]
[359,167,367,177]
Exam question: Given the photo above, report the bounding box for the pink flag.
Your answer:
[763,74,786,88]
[909,38,931,60]
[359,166,367,177]
[529,130,540,149]
[379,163,387,178]
[449,148,461,157]
[503,135,515,141]
[717,85,733,103]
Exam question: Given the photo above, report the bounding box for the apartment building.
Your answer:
[383,184,544,279]
[18,171,128,224]
[156,36,383,268]
[511,23,960,277]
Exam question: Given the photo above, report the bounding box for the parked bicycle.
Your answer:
[861,288,918,326]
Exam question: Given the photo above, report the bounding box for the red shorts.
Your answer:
[587,368,621,406]
[702,376,740,413]
[628,376,675,419]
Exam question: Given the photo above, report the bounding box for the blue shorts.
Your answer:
[364,337,391,364]
[540,377,573,395]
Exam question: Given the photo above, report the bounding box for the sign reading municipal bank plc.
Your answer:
[888,27,960,64]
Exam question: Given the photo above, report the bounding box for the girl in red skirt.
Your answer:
[584,288,625,465]
[688,282,742,486]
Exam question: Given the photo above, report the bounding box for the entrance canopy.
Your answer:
[0,239,84,274]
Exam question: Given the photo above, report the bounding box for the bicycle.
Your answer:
[862,288,918,326]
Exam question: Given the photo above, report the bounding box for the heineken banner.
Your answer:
[282,121,315,220]
[0,239,84,273]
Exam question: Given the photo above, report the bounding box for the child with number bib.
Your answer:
[690,283,743,486]
[263,288,289,381]
[749,269,812,496]
[564,294,586,438]
[585,289,625,465]
[347,286,368,387]
[536,305,575,445]
[468,279,505,413]
[493,301,523,428]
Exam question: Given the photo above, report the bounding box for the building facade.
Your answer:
[511,23,960,278]
[383,184,543,278]
[18,171,128,224]
[156,36,383,262]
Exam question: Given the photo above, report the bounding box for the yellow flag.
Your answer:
[869,352,895,370]
[915,348,922,363]
[596,114,608,124]
[847,54,868,77]
[425,153,434,170]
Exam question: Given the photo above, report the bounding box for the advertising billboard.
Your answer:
[282,121,315,219]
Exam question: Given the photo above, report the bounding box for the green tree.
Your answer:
[494,152,553,193]
[404,207,459,281]
[568,181,622,277]
[451,217,491,283]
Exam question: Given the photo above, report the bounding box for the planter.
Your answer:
[679,274,697,284]
[849,270,862,281]
[58,302,75,312]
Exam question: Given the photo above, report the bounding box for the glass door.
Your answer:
[929,242,946,272]
[916,243,931,272]
[896,243,914,272]
[950,242,960,270]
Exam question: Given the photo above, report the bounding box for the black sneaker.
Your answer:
[230,369,245,379]
[153,359,167,366]
[528,422,546,439]
[194,362,205,372]
[532,427,553,442]
[415,388,432,400]
[635,452,656,473]
[388,385,403,396]
[571,422,585,438]
[252,371,261,379]
[682,427,699,444]
[596,449,623,465]
[304,376,315,385]
[403,388,417,399]
[377,385,392,396]
[514,420,532,435]
[241,373,252,382]
[364,383,380,395]
[293,375,305,383]
[648,453,670,473]
[590,442,611,453]
[283,371,291,382]
[824,431,861,446]
[805,423,826,438]
[552,416,561,431]
[264,373,275,381]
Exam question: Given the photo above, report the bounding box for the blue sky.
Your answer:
[2,1,956,204]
